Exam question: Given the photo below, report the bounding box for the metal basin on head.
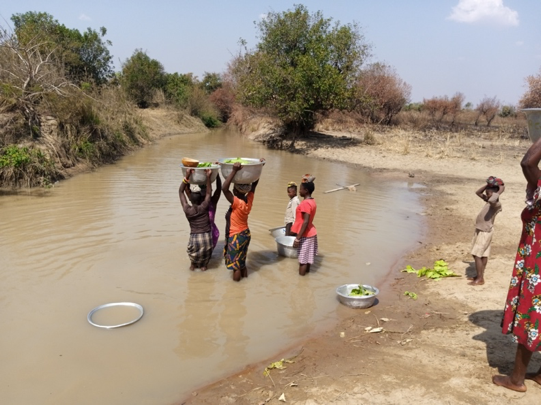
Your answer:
[180,164,220,185]
[218,158,264,184]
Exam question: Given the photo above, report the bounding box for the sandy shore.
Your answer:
[183,128,541,404]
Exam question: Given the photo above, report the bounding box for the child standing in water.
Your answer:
[292,175,318,276]
[284,181,300,236]
[178,169,213,271]
[469,176,504,286]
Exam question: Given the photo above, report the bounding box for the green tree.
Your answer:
[164,72,195,107]
[232,4,370,134]
[200,72,222,94]
[11,11,113,85]
[121,49,166,108]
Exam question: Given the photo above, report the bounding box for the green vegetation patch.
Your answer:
[401,260,460,280]
[348,285,375,297]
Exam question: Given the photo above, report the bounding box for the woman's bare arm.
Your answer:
[521,137,541,190]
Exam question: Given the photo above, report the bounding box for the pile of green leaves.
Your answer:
[196,162,214,167]
[348,285,375,296]
[223,158,250,164]
[404,291,418,300]
[401,260,460,280]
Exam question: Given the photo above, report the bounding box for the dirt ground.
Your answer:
[181,127,541,404]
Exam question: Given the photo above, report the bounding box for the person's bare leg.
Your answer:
[468,255,486,285]
[241,266,248,278]
[299,263,308,276]
[201,266,207,271]
[190,264,195,271]
[233,269,241,282]
[305,263,311,273]
[525,365,541,385]
[493,344,533,392]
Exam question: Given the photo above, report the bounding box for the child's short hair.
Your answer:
[287,181,297,190]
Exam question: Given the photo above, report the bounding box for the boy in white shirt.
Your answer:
[284,181,300,236]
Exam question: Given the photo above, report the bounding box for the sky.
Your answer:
[1,0,540,106]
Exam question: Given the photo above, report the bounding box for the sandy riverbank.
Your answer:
[182,128,541,404]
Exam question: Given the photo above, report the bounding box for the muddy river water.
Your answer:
[0,129,424,404]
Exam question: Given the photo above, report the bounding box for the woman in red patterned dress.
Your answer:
[493,139,541,392]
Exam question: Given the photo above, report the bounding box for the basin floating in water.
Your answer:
[336,284,379,309]
[180,164,220,185]
[218,158,264,184]
[523,108,541,143]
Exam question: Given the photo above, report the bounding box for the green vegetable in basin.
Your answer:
[197,162,214,167]
[223,158,251,164]
[348,285,375,296]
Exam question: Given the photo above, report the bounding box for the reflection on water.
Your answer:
[0,128,424,404]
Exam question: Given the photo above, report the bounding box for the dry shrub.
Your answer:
[209,84,235,122]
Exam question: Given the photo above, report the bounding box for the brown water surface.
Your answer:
[0,129,424,404]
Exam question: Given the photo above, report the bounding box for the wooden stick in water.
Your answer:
[324,183,360,194]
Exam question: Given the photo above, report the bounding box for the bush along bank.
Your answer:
[0,87,148,188]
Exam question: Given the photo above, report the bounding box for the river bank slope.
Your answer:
[183,127,541,404]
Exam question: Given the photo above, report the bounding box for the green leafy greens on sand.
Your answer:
[223,158,251,164]
[348,285,375,296]
[197,162,214,167]
[401,259,460,280]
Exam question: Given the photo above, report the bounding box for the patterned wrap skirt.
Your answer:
[298,235,318,265]
[187,232,213,268]
[224,229,251,271]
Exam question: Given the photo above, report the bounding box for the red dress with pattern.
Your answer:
[501,182,541,352]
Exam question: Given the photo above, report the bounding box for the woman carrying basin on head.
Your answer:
[492,136,541,392]
[291,175,318,276]
[184,173,222,253]
[178,168,213,271]
[222,160,264,281]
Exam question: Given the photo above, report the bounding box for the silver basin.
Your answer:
[336,284,379,309]
[180,164,220,185]
[275,236,298,258]
[218,158,264,184]
[269,226,286,238]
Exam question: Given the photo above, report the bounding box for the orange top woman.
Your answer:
[222,162,262,281]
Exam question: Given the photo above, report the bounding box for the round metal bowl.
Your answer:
[336,284,379,309]
[180,164,220,185]
[87,302,144,329]
[218,158,264,184]
[269,226,286,239]
[275,235,298,258]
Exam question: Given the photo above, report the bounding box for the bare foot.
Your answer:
[467,276,475,281]
[201,267,207,272]
[190,264,195,271]
[525,373,541,385]
[468,279,485,286]
[492,375,527,392]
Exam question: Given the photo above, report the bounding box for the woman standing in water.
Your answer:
[222,162,262,281]
[292,175,318,276]
[178,169,213,271]
[493,137,541,392]
[185,173,222,253]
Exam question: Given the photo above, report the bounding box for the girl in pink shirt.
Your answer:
[291,178,318,276]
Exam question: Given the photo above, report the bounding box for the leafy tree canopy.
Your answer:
[232,4,370,133]
[121,49,165,108]
[11,11,113,85]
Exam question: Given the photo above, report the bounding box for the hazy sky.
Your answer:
[1,0,540,106]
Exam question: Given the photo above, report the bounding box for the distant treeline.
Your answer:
[1,6,540,187]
